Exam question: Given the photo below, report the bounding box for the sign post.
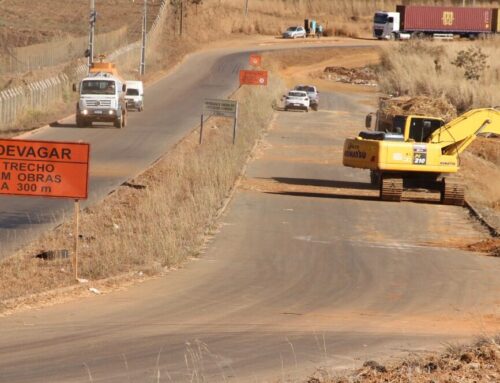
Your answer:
[202,99,238,145]
[0,138,90,280]
[74,199,80,280]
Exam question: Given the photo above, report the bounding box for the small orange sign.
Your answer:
[249,54,262,67]
[239,70,268,86]
[0,139,90,199]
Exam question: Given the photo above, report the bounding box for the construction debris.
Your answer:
[379,95,457,122]
[322,66,377,86]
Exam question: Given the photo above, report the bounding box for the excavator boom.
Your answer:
[429,108,500,155]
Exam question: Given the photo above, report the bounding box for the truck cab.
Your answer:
[125,80,144,112]
[74,72,127,128]
[373,11,400,39]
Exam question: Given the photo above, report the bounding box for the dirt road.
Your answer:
[0,88,498,382]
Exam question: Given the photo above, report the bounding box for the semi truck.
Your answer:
[374,5,500,40]
[73,61,127,128]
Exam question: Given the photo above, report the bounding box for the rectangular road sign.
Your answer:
[249,54,262,67]
[0,139,90,199]
[203,98,238,118]
[239,70,268,86]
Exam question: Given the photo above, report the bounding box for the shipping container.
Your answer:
[397,5,494,34]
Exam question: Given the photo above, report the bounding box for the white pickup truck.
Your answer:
[125,80,144,112]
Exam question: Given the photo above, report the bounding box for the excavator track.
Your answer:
[380,176,403,202]
[441,179,465,206]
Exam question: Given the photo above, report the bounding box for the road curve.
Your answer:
[0,85,498,382]
[0,40,373,259]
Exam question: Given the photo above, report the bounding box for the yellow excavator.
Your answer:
[343,108,500,205]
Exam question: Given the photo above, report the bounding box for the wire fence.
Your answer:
[0,27,128,76]
[0,1,168,132]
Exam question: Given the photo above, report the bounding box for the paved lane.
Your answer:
[0,91,498,382]
[0,42,371,259]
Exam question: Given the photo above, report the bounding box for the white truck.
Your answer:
[74,72,127,128]
[374,5,499,40]
[125,80,144,112]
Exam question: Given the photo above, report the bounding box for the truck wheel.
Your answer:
[76,116,85,127]
[114,117,122,129]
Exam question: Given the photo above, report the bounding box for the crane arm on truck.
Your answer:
[429,108,500,155]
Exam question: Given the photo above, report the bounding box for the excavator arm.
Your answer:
[428,108,500,155]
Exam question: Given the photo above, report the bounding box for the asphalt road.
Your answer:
[0,40,372,259]
[0,45,253,258]
[0,86,498,382]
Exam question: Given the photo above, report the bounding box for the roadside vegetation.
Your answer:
[309,336,500,383]
[377,39,500,113]
[0,75,285,312]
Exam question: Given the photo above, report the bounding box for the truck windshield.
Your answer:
[374,13,388,24]
[81,80,116,95]
[126,89,139,96]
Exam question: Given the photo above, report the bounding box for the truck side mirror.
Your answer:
[72,83,77,92]
[365,113,373,129]
[122,84,126,92]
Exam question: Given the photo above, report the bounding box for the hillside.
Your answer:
[0,0,161,48]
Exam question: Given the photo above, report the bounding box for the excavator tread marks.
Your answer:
[380,176,403,202]
[441,179,465,206]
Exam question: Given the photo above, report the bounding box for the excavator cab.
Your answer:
[372,113,444,142]
[406,117,444,142]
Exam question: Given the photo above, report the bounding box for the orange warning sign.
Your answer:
[239,70,268,86]
[0,139,90,199]
[249,54,262,67]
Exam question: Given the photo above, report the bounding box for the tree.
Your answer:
[451,47,489,81]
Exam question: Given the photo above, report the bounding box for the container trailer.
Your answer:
[374,5,499,40]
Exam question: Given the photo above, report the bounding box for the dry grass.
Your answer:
[377,39,500,113]
[0,74,284,307]
[310,336,500,383]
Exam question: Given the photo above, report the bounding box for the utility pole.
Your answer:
[140,0,147,75]
[180,0,184,36]
[88,0,96,71]
[244,0,249,17]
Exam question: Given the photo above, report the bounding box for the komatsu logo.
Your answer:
[442,11,454,26]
